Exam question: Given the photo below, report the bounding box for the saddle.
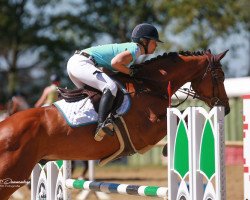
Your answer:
[57,85,137,165]
[57,85,124,115]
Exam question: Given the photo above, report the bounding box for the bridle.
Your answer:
[127,61,227,108]
[126,53,228,110]
[174,56,227,108]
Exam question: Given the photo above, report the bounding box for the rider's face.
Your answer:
[147,40,157,54]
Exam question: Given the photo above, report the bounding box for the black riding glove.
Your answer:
[129,65,141,77]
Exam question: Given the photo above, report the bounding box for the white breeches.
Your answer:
[67,54,118,96]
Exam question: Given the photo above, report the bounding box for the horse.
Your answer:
[0,49,230,200]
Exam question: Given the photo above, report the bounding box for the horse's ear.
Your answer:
[216,49,229,61]
[206,49,211,53]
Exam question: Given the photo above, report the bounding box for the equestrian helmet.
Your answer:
[131,23,163,43]
[50,74,60,83]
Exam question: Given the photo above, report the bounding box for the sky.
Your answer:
[167,28,249,78]
[211,31,249,77]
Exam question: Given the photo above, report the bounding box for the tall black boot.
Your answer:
[94,88,115,141]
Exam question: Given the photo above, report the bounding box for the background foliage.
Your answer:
[0,0,249,105]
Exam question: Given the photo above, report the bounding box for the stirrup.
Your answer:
[94,122,114,142]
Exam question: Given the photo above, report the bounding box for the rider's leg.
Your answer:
[67,54,118,141]
[94,88,116,141]
[67,54,117,94]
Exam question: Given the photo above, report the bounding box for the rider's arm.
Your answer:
[111,50,133,75]
[34,87,50,107]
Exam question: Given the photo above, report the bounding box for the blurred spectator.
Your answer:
[7,91,30,115]
[35,74,61,107]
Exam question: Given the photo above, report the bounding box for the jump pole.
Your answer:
[65,179,168,199]
[74,160,110,200]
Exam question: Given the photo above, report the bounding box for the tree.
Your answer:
[75,0,168,42]
[2,0,248,105]
[0,0,69,101]
[0,0,168,104]
[161,0,249,48]
[0,0,83,103]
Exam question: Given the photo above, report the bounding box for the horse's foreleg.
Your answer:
[82,161,89,178]
[0,147,39,200]
[71,161,89,179]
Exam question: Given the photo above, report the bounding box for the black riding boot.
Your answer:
[94,88,115,141]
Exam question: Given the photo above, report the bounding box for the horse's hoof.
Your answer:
[162,143,167,157]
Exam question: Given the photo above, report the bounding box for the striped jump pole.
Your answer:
[65,179,168,198]
[74,160,110,200]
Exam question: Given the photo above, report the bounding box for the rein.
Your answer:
[171,87,197,107]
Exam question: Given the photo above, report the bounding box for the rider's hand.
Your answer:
[129,65,141,77]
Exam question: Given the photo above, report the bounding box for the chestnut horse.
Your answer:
[0,50,230,200]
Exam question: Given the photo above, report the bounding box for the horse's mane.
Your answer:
[178,50,207,56]
[122,49,214,82]
[143,50,208,65]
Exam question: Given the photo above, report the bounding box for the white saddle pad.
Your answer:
[54,94,131,127]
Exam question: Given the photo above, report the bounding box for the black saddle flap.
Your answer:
[58,87,100,103]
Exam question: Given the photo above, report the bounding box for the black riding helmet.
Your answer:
[50,74,60,83]
[131,23,162,54]
[131,23,163,43]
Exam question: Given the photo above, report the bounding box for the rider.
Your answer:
[35,74,61,107]
[67,23,163,141]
